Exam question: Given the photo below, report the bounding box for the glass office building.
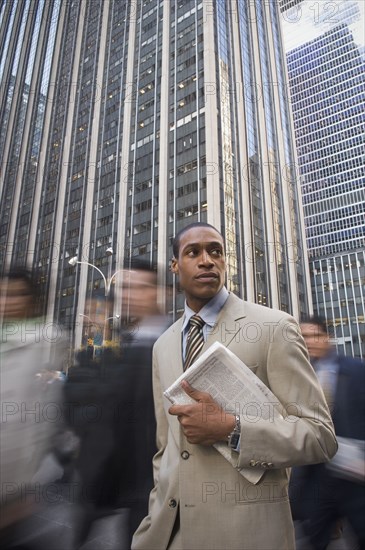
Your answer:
[0,0,310,346]
[283,0,365,357]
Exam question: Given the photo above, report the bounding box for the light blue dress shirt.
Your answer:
[181,286,229,361]
[313,350,339,406]
[180,287,239,450]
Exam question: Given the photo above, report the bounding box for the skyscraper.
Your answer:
[0,0,310,347]
[282,0,365,358]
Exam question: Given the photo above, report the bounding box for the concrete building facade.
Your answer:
[284,0,365,357]
[0,0,310,347]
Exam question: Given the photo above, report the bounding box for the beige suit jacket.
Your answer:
[132,294,337,550]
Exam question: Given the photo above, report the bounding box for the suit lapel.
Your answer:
[166,295,245,378]
[167,317,184,385]
[204,293,247,351]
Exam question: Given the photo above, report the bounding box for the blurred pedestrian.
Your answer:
[64,260,170,549]
[290,316,365,550]
[64,294,124,549]
[118,259,171,547]
[64,353,122,547]
[0,268,64,549]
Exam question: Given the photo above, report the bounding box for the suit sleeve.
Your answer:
[234,316,337,470]
[151,345,169,485]
[132,344,169,535]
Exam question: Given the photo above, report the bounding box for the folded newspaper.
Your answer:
[164,341,283,467]
[326,436,365,483]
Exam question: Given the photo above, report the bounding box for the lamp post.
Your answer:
[105,314,121,321]
[68,252,120,296]
[69,249,123,347]
[103,314,121,345]
[79,313,95,324]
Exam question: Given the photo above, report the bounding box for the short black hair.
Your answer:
[172,222,223,258]
[123,258,156,273]
[2,267,41,317]
[3,268,39,298]
[123,258,158,284]
[300,315,328,334]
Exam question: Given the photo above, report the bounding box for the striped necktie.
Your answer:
[184,315,205,371]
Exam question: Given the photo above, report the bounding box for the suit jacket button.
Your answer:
[181,451,190,460]
[168,498,177,508]
[267,462,274,468]
[261,462,268,468]
[249,460,257,467]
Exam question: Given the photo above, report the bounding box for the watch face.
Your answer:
[228,432,240,449]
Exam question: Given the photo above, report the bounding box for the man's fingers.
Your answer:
[168,404,193,416]
[169,405,180,416]
[181,380,211,402]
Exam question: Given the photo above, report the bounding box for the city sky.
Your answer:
[281,0,365,55]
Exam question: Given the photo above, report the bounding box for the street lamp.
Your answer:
[79,313,97,325]
[68,252,121,296]
[105,314,121,322]
[69,249,124,347]
[79,313,120,324]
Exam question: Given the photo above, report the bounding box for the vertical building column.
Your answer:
[203,1,221,230]
[7,1,56,270]
[114,6,137,318]
[264,2,310,319]
[27,1,66,272]
[157,3,170,310]
[293,171,313,314]
[230,1,255,302]
[0,2,23,164]
[0,3,34,208]
[42,1,87,326]
[277,8,312,316]
[0,3,12,50]
[249,1,279,309]
[72,0,111,349]
[264,2,295,315]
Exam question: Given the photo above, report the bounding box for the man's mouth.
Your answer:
[195,273,219,281]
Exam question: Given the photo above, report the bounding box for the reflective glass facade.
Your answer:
[283,0,365,357]
[0,0,310,345]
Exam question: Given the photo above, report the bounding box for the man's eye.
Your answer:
[211,249,222,256]
[187,249,198,256]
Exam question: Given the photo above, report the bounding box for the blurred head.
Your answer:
[121,259,159,320]
[0,269,39,320]
[171,223,226,312]
[300,316,331,361]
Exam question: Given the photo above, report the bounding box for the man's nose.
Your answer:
[199,250,214,266]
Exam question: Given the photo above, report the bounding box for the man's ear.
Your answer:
[170,257,178,274]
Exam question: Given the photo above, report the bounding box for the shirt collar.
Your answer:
[181,286,229,333]
[313,349,339,374]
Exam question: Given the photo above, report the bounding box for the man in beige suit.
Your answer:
[132,222,337,550]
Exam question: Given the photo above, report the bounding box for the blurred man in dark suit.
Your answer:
[118,260,171,546]
[65,260,170,549]
[290,316,365,550]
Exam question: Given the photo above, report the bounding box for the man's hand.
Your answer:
[168,381,236,446]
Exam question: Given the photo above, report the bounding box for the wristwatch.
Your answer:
[227,414,241,449]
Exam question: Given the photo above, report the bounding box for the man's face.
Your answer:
[0,279,33,319]
[300,323,331,360]
[171,226,226,312]
[120,269,158,320]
